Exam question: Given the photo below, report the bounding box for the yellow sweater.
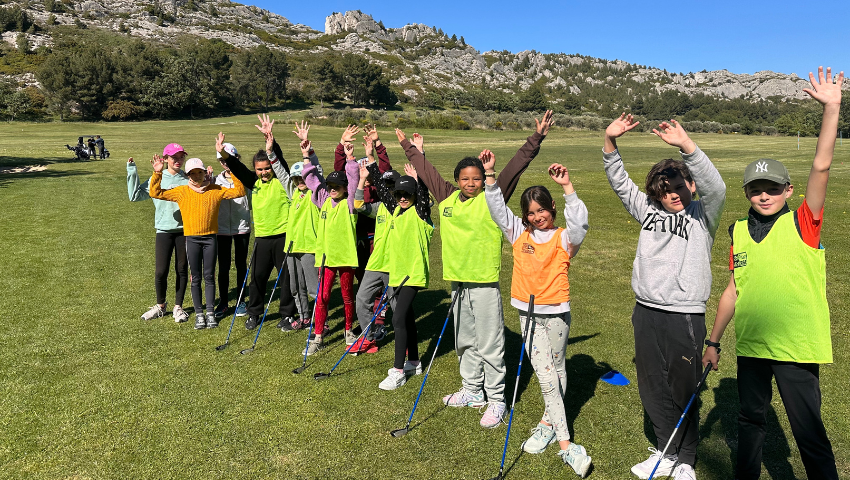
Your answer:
[150,172,245,236]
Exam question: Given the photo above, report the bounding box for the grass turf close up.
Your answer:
[0,114,848,479]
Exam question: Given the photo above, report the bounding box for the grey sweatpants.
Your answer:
[287,252,319,319]
[520,311,571,442]
[452,281,506,403]
[355,270,390,340]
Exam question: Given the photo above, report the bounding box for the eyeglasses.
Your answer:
[393,191,411,200]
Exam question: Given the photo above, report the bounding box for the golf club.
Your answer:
[391,286,461,437]
[313,275,409,381]
[292,254,326,374]
[488,295,535,480]
[647,361,715,480]
[240,241,293,355]
[216,245,257,351]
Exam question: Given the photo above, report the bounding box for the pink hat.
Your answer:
[163,143,185,157]
[184,158,205,173]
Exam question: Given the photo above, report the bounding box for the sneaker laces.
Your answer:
[479,402,508,425]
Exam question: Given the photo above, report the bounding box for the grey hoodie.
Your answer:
[603,146,726,313]
[214,171,252,235]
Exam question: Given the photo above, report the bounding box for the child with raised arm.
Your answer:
[396,110,555,428]
[355,161,433,389]
[301,142,360,355]
[485,152,591,476]
[127,144,190,323]
[149,133,245,329]
[702,67,842,480]
[603,114,726,480]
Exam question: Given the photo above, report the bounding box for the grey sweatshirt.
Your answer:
[603,145,726,313]
[485,182,589,314]
[214,171,252,235]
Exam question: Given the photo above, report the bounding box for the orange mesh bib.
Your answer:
[511,228,570,304]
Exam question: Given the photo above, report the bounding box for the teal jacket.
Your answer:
[127,162,189,233]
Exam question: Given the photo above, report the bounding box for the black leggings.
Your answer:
[391,286,420,370]
[154,232,188,305]
[217,233,251,305]
[247,234,295,318]
[186,235,217,314]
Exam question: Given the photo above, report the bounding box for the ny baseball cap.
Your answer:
[743,158,791,187]
[394,175,417,197]
[382,170,401,183]
[326,170,348,187]
[184,158,205,173]
[163,143,185,157]
[216,143,237,159]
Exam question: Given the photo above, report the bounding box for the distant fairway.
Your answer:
[1,114,847,479]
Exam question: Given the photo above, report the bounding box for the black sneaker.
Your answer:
[373,324,387,342]
[245,315,259,330]
[213,303,228,319]
[206,312,219,329]
[194,313,206,330]
[279,317,299,332]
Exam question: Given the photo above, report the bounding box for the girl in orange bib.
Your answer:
[483,153,592,478]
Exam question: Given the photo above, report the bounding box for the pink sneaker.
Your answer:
[479,401,507,428]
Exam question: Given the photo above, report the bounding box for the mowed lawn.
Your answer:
[1,113,848,480]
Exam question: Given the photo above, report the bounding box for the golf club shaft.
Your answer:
[403,287,462,427]
[326,275,410,376]
[647,362,713,480]
[498,295,535,474]
[222,244,256,345]
[299,254,326,367]
[249,241,293,349]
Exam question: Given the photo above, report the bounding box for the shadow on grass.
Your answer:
[0,155,95,188]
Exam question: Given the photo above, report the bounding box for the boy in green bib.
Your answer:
[394,110,556,428]
[702,66,842,480]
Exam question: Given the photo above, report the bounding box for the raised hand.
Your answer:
[548,163,571,186]
[341,124,360,144]
[652,120,696,154]
[535,110,555,135]
[362,137,374,158]
[395,128,406,143]
[206,165,214,183]
[479,149,496,173]
[411,133,424,153]
[343,142,355,160]
[215,131,225,154]
[300,140,312,158]
[404,163,418,181]
[151,154,165,173]
[293,120,310,141]
[255,113,275,139]
[364,124,379,143]
[803,66,844,106]
[606,113,640,138]
[359,163,370,183]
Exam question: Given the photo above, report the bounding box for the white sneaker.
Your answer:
[141,303,166,321]
[302,335,323,356]
[631,448,677,479]
[673,464,696,480]
[344,329,357,346]
[173,305,189,323]
[559,442,592,478]
[403,361,422,375]
[379,368,407,390]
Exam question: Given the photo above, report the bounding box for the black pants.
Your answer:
[217,233,251,306]
[154,232,188,306]
[736,356,838,480]
[186,235,217,314]
[632,302,705,466]
[247,234,295,318]
[391,286,420,370]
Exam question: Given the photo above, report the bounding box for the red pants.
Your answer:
[315,266,356,335]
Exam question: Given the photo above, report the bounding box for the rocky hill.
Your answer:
[0,1,835,103]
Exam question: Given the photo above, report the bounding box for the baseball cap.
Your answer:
[184,158,205,173]
[326,170,348,187]
[394,175,417,197]
[216,143,237,159]
[382,170,401,183]
[163,143,185,157]
[743,158,791,187]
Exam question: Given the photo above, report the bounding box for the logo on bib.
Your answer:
[376,214,386,224]
[321,211,327,219]
[755,161,768,173]
[521,243,535,254]
[442,207,453,217]
[733,252,747,268]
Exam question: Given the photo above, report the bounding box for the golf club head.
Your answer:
[292,366,306,374]
[215,343,228,351]
[389,427,409,438]
[239,348,254,355]
[313,372,330,381]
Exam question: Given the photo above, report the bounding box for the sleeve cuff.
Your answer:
[681,145,702,160]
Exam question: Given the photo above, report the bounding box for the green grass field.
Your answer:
[1,114,848,479]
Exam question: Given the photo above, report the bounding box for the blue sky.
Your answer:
[249,1,847,78]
